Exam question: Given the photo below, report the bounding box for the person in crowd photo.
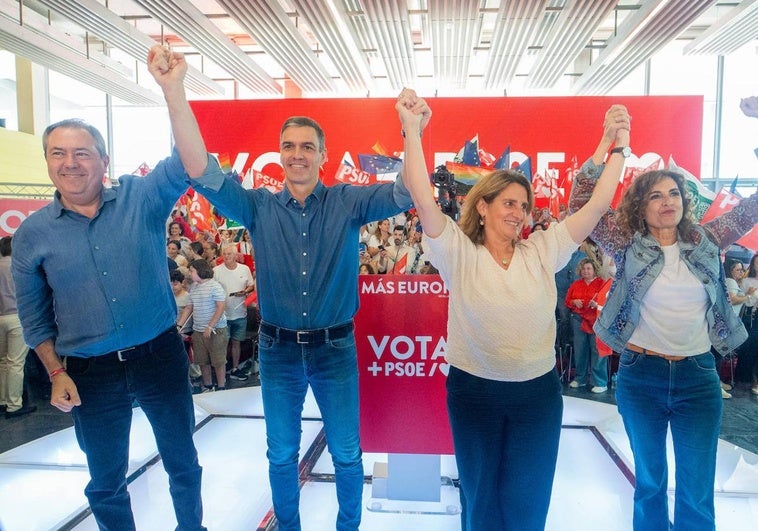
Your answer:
[168,239,189,268]
[214,243,254,381]
[179,259,228,393]
[566,257,608,392]
[168,220,192,246]
[0,236,34,419]
[381,225,417,274]
[737,253,758,394]
[171,92,430,529]
[569,143,758,528]
[10,45,210,531]
[397,88,630,530]
[367,218,392,257]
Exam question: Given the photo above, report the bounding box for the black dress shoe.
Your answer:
[5,405,37,418]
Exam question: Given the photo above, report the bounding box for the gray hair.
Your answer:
[280,116,325,152]
[42,119,108,159]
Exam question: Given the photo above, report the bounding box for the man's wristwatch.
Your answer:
[609,146,631,158]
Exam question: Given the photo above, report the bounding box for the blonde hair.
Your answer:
[459,170,533,244]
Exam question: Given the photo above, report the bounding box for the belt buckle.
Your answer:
[296,331,309,344]
[116,347,136,361]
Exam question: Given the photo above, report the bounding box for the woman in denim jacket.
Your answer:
[570,165,758,530]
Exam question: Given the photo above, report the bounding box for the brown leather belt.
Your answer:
[625,343,686,362]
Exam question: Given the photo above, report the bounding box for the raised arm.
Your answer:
[147,45,208,178]
[563,105,631,243]
[396,89,445,238]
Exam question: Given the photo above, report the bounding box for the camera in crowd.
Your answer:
[430,165,459,221]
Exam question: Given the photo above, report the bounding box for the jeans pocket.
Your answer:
[258,332,275,350]
[328,334,356,350]
[65,356,91,376]
[618,351,641,368]
[690,353,716,372]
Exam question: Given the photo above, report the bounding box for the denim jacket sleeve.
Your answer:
[567,158,632,258]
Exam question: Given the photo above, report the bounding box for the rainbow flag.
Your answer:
[445,161,493,186]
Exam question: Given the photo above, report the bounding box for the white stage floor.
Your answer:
[1,387,756,530]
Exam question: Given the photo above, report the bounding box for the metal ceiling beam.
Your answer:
[684,0,758,55]
[429,0,480,88]
[360,0,416,90]
[291,0,373,93]
[215,0,334,93]
[573,0,718,95]
[527,0,616,89]
[484,0,547,90]
[34,0,224,96]
[0,16,163,105]
[131,0,281,95]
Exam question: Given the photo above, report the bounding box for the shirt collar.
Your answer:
[278,180,326,206]
[51,186,114,218]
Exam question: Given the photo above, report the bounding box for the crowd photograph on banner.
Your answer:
[0,3,757,531]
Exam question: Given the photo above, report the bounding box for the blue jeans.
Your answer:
[447,366,563,531]
[571,315,607,387]
[67,329,204,531]
[616,350,722,531]
[258,328,363,531]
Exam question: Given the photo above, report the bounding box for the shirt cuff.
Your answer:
[189,154,225,191]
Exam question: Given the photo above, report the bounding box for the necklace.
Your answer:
[501,258,510,266]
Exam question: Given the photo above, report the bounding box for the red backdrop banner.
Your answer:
[355,275,453,455]
[0,198,51,236]
[189,96,703,190]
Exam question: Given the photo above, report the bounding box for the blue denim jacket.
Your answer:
[569,159,758,355]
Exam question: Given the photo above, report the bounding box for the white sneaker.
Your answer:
[720,381,733,391]
[591,386,608,393]
[569,380,581,388]
[721,387,732,399]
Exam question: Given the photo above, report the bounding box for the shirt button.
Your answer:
[303,312,307,316]
[111,298,117,302]
[302,213,306,217]
[94,246,100,250]
[302,232,307,236]
[302,271,306,275]
[303,292,307,296]
[119,324,124,329]
[103,271,108,276]
[303,252,307,256]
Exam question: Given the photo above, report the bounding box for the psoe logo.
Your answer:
[364,335,449,377]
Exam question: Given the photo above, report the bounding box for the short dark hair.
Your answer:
[393,225,406,234]
[0,236,11,257]
[189,259,214,279]
[42,118,108,159]
[167,240,181,250]
[280,116,325,152]
[189,241,204,256]
[169,269,185,283]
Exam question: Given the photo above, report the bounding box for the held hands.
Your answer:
[50,373,81,413]
[147,44,187,90]
[396,88,432,137]
[602,104,631,146]
[740,96,758,118]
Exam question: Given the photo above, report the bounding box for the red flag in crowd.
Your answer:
[701,188,758,252]
[611,158,661,209]
[132,162,151,176]
[334,163,378,186]
[253,170,284,193]
[186,188,214,233]
[389,253,408,275]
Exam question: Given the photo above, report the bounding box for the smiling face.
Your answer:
[280,125,325,189]
[643,177,683,233]
[478,183,529,244]
[45,127,109,212]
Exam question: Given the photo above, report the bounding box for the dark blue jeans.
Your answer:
[571,315,607,387]
[258,328,363,531]
[616,350,722,531]
[67,329,204,531]
[447,366,563,531]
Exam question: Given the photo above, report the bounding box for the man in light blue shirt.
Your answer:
[11,46,218,531]
[187,104,431,528]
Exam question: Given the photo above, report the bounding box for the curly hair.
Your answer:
[459,170,533,245]
[615,170,697,241]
